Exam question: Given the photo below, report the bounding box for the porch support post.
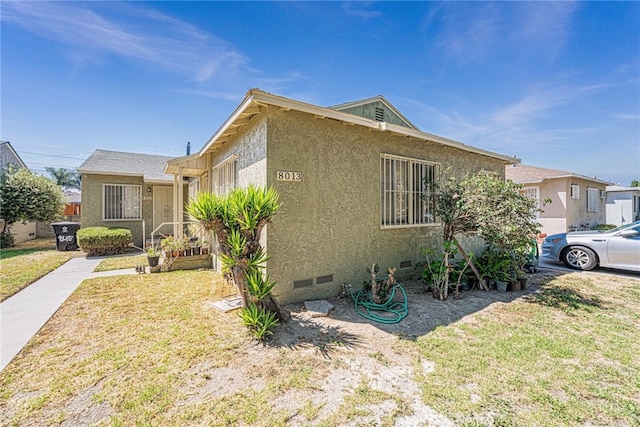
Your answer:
[173,173,179,237]
[178,166,184,241]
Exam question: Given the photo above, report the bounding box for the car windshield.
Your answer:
[607,220,640,234]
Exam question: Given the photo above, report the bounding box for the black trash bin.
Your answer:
[51,222,81,251]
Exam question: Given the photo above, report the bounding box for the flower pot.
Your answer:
[147,255,160,268]
[519,277,527,290]
[496,281,508,292]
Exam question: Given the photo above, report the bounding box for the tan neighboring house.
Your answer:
[78,149,188,248]
[166,89,518,304]
[0,141,36,243]
[506,164,608,236]
[605,186,640,226]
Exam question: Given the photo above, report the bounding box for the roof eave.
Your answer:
[172,88,520,171]
[382,122,520,164]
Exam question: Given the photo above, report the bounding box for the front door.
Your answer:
[153,186,173,237]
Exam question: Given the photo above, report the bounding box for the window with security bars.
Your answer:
[211,156,236,196]
[587,187,599,212]
[103,184,142,220]
[380,154,439,227]
[523,186,540,218]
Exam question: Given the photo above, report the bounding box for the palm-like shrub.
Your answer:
[186,185,285,322]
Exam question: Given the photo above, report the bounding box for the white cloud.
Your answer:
[2,1,247,82]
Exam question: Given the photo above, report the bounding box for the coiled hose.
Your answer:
[348,284,408,324]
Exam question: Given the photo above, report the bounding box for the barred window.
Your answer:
[211,155,237,196]
[523,186,540,219]
[380,154,439,227]
[103,184,142,220]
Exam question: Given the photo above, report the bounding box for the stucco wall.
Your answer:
[568,178,606,229]
[264,108,506,304]
[208,115,268,271]
[8,221,36,243]
[537,177,607,235]
[81,174,179,248]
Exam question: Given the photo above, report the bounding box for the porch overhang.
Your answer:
[165,152,208,176]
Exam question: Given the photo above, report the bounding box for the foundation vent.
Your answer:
[316,274,334,285]
[400,260,412,269]
[293,278,313,289]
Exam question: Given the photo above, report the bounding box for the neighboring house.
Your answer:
[78,149,188,248]
[505,164,608,236]
[605,186,640,226]
[63,190,82,216]
[0,141,36,243]
[36,191,83,239]
[1,140,26,171]
[165,89,518,304]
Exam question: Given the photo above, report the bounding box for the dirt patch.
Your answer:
[180,273,556,425]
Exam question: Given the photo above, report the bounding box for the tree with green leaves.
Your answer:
[0,166,65,247]
[424,171,540,296]
[631,180,639,188]
[186,185,286,328]
[45,167,81,190]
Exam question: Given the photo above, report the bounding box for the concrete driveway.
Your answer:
[539,258,640,280]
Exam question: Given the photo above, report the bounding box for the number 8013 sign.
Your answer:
[277,171,302,182]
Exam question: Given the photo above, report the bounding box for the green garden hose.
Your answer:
[349,284,409,324]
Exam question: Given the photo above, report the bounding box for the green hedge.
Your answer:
[591,224,617,231]
[77,227,132,256]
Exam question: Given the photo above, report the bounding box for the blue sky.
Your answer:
[2,1,639,186]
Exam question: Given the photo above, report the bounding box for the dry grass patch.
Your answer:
[93,253,147,272]
[2,267,638,426]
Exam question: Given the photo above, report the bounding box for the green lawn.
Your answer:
[414,274,640,425]
[0,239,75,302]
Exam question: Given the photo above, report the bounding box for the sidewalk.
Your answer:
[0,257,136,372]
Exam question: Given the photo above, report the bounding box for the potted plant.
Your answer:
[477,246,511,291]
[146,247,160,268]
[160,237,175,259]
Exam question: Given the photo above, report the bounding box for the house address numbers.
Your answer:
[277,171,302,182]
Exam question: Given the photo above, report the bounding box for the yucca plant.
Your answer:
[238,301,280,341]
[186,185,285,322]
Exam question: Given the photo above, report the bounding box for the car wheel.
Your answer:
[562,246,598,271]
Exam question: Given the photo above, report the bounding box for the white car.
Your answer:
[542,221,640,272]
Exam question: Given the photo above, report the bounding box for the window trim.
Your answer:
[587,187,599,212]
[102,183,142,221]
[211,154,237,196]
[570,184,580,200]
[380,153,440,229]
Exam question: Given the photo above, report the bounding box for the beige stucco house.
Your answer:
[506,164,609,236]
[166,89,518,304]
[78,149,187,248]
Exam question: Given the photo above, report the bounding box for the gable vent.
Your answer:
[375,107,384,122]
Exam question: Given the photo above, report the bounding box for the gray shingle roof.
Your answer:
[78,149,174,183]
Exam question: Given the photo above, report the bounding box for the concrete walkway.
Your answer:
[0,256,137,372]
